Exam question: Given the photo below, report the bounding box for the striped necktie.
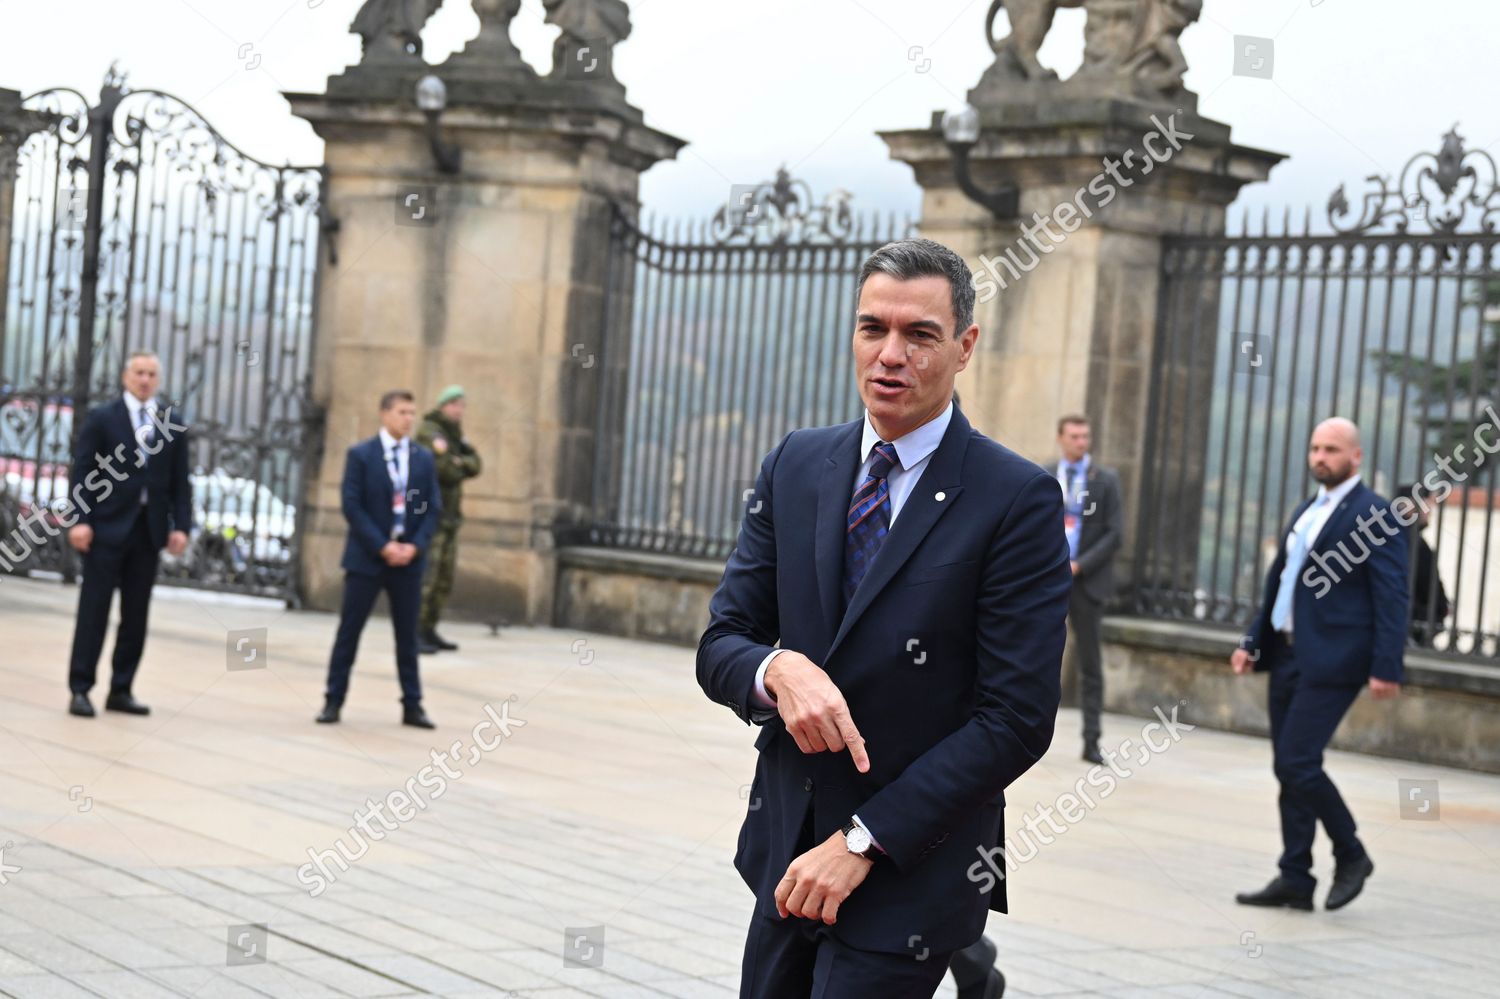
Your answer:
[844,441,899,606]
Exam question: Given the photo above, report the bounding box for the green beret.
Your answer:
[436,385,465,406]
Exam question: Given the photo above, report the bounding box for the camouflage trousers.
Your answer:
[418,520,460,633]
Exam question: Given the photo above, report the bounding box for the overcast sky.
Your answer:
[1,0,1496,228]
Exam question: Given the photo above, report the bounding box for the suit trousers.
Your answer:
[68,511,158,696]
[1268,650,1366,892]
[1068,586,1105,743]
[324,565,424,706]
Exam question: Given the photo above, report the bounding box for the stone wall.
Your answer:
[553,548,1500,774]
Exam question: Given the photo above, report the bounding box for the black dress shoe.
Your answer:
[1235,876,1314,910]
[430,631,458,651]
[1082,740,1104,765]
[69,693,95,718]
[402,705,435,729]
[1326,855,1373,910]
[951,937,1004,999]
[315,699,341,724]
[418,633,442,655]
[104,692,150,716]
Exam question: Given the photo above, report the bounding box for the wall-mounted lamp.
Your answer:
[416,75,461,174]
[941,104,1017,219]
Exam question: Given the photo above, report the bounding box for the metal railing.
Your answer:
[580,170,912,559]
[1136,127,1500,661]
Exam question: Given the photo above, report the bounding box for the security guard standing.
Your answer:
[416,385,482,653]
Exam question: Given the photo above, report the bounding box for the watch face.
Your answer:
[845,825,872,855]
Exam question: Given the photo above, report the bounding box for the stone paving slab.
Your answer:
[2,575,1498,997]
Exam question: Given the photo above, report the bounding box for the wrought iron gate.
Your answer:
[1136,127,1500,662]
[0,71,325,600]
[579,169,913,559]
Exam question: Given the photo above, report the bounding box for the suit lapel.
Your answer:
[814,422,863,643]
[1310,484,1362,552]
[823,409,972,665]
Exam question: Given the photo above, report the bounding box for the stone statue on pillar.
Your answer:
[351,0,445,62]
[543,0,632,87]
[970,0,1202,107]
[441,0,537,90]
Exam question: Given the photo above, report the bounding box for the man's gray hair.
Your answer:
[856,238,976,333]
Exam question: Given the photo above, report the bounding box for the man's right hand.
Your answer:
[1230,648,1255,675]
[68,524,93,553]
[380,541,405,566]
[765,652,870,773]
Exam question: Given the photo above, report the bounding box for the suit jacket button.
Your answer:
[804,778,813,792]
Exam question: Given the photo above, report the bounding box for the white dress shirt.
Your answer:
[748,402,955,852]
[378,427,410,486]
[123,392,157,503]
[1280,473,1361,632]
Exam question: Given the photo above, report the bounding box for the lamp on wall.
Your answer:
[941,104,1017,219]
[416,75,461,174]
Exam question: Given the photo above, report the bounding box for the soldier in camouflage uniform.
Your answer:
[417,386,482,653]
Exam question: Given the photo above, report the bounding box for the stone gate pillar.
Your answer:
[880,2,1282,595]
[287,1,683,623]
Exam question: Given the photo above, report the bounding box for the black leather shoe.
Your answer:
[951,936,1004,999]
[403,705,435,729]
[1235,877,1314,910]
[104,692,150,715]
[69,693,95,718]
[1082,741,1104,765]
[1326,855,1373,910]
[430,631,458,651]
[315,699,341,724]
[418,633,442,655]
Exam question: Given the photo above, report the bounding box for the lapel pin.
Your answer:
[935,491,946,502]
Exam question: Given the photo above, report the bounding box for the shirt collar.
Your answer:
[1316,474,1360,507]
[122,392,156,415]
[1062,453,1090,476]
[378,428,407,455]
[860,400,953,472]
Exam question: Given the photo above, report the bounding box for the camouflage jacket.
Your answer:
[415,409,481,522]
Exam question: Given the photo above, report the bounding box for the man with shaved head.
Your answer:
[1230,417,1407,912]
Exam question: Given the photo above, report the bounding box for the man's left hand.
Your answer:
[166,531,188,556]
[774,830,873,925]
[1369,677,1401,699]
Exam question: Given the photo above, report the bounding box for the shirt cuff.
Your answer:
[753,649,784,708]
[851,814,885,854]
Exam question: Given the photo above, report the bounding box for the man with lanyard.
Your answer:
[1055,415,1123,765]
[317,390,442,728]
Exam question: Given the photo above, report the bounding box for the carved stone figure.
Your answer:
[543,0,632,85]
[351,0,445,61]
[970,0,1202,105]
[983,0,1087,82]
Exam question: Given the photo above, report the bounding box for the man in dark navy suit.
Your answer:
[65,351,192,718]
[1232,417,1406,912]
[698,238,1071,998]
[316,390,441,729]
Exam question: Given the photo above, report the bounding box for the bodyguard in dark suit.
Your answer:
[1054,415,1123,764]
[1232,417,1406,912]
[65,351,192,718]
[316,390,441,729]
[699,239,1071,998]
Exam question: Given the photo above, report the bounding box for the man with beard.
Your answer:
[1231,417,1406,912]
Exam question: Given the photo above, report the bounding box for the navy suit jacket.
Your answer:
[1243,480,1408,685]
[339,436,441,577]
[697,406,1071,954]
[69,398,192,550]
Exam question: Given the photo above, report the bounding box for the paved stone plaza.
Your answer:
[1,575,1497,998]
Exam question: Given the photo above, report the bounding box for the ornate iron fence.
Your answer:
[0,70,325,600]
[1137,126,1500,661]
[578,169,913,559]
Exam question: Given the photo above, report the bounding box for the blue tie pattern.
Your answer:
[844,442,899,606]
